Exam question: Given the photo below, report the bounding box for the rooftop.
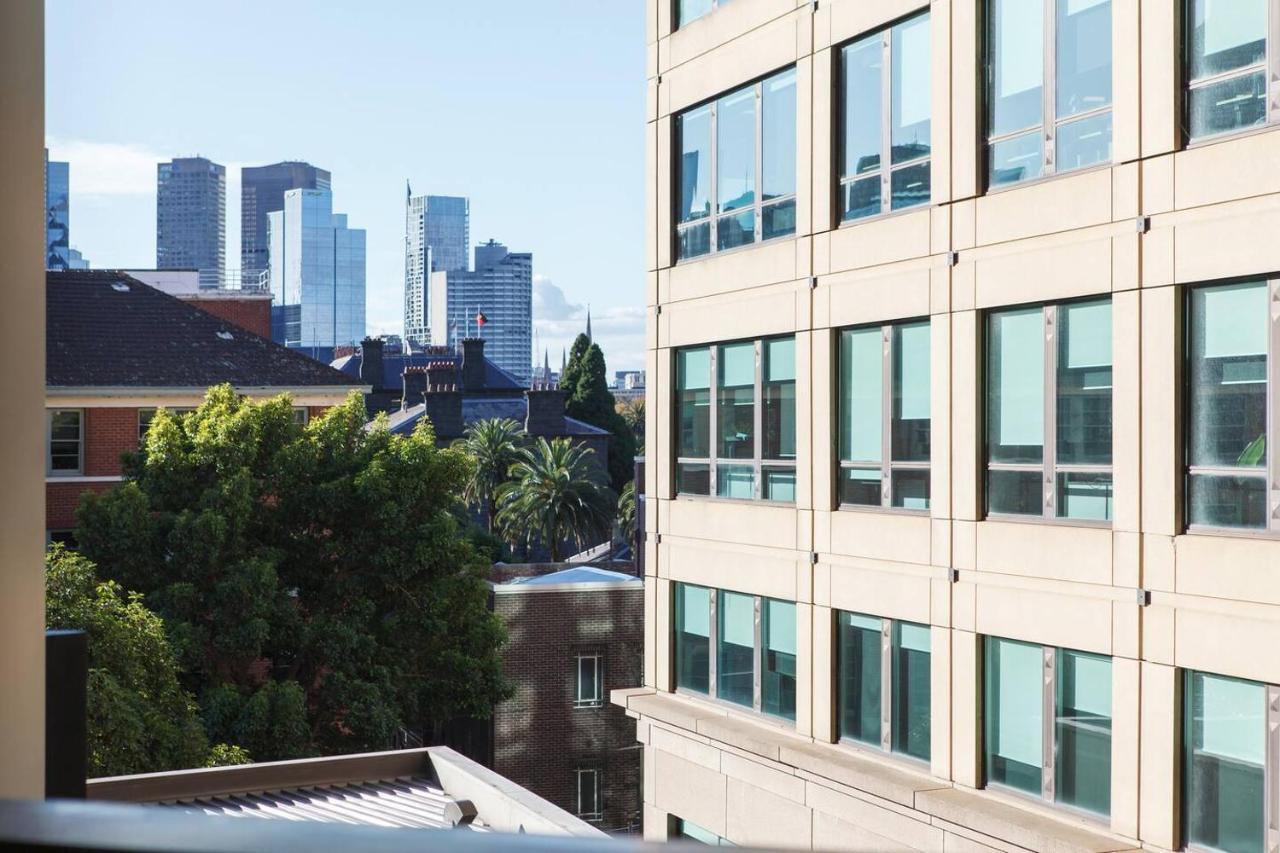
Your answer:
[382,398,609,438]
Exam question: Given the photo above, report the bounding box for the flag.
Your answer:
[476,311,488,329]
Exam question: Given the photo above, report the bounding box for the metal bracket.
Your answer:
[810,552,819,565]
[655,304,662,315]
[809,276,818,290]
[1136,215,1150,234]
[947,251,959,267]
[950,568,960,583]
[655,533,662,545]
[1136,588,1151,607]
[810,0,819,10]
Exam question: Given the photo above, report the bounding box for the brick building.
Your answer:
[490,567,644,834]
[45,270,365,539]
[123,268,273,339]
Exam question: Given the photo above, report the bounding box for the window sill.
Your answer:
[1183,524,1280,541]
[983,513,1112,531]
[981,160,1113,198]
[674,493,795,508]
[672,231,797,268]
[1183,120,1279,152]
[837,503,931,518]
[834,201,933,233]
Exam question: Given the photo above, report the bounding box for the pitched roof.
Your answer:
[507,566,641,586]
[332,352,523,393]
[47,270,363,391]
[380,398,609,438]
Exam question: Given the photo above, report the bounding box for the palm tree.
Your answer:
[617,479,637,545]
[495,437,616,562]
[455,418,523,533]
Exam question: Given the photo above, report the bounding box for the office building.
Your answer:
[404,192,470,346]
[240,161,330,282]
[428,239,532,385]
[620,1,1280,851]
[156,156,225,275]
[267,188,366,360]
[44,150,69,270]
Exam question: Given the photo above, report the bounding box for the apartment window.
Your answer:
[985,0,1113,188]
[1183,670,1277,853]
[292,407,309,426]
[575,767,602,822]
[983,637,1112,816]
[675,337,796,501]
[1186,280,1271,530]
[986,299,1113,521]
[673,583,796,722]
[575,654,604,708]
[48,409,83,475]
[1185,0,1271,141]
[836,613,931,761]
[839,12,932,222]
[675,67,796,260]
[676,0,731,29]
[838,320,931,509]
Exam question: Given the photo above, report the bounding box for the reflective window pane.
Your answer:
[675,584,711,694]
[762,199,796,241]
[763,68,797,201]
[891,14,932,165]
[890,163,931,211]
[841,175,883,222]
[678,221,711,260]
[842,37,883,179]
[717,88,756,214]
[717,591,755,707]
[762,599,796,721]
[840,327,883,463]
[989,131,1044,187]
[988,0,1044,137]
[1057,300,1112,466]
[1187,473,1267,529]
[1188,283,1267,469]
[1056,111,1113,174]
[892,470,931,510]
[839,467,883,506]
[716,209,755,252]
[678,105,712,224]
[837,612,882,745]
[716,464,755,500]
[1056,0,1112,119]
[892,321,931,462]
[717,342,755,459]
[988,308,1045,464]
[892,622,931,761]
[677,463,711,496]
[678,0,714,28]
[987,469,1042,515]
[764,467,796,502]
[984,637,1043,795]
[1188,71,1268,141]
[1186,0,1267,80]
[1057,472,1113,521]
[1185,671,1266,853]
[763,337,796,461]
[1055,649,1112,816]
[677,348,711,458]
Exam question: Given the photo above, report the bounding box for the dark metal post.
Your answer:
[45,629,88,798]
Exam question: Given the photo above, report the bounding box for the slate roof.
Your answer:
[381,398,609,437]
[332,352,523,393]
[47,271,363,390]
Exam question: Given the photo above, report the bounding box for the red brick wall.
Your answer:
[46,481,114,531]
[185,297,272,339]
[84,408,140,476]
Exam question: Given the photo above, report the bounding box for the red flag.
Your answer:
[475,311,488,329]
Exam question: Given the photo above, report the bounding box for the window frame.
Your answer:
[837,319,932,513]
[47,408,84,477]
[983,0,1115,190]
[674,0,730,30]
[837,11,933,225]
[673,67,798,262]
[574,653,604,709]
[1182,0,1280,145]
[574,767,603,823]
[984,299,1114,525]
[674,336,797,502]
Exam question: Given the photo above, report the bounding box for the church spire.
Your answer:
[586,305,592,342]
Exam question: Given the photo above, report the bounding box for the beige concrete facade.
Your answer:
[625,0,1280,850]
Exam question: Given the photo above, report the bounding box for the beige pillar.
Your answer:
[0,0,46,800]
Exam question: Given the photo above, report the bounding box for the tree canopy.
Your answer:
[495,437,615,562]
[562,333,638,491]
[75,385,509,761]
[455,417,524,534]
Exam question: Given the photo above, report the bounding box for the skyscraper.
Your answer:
[44,150,70,270]
[240,161,330,282]
[267,188,366,360]
[156,156,225,276]
[427,239,532,385]
[403,192,469,346]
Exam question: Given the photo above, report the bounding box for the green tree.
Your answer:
[455,417,523,533]
[562,333,638,492]
[495,437,616,561]
[617,398,645,455]
[45,545,214,776]
[617,479,637,545]
[76,385,510,761]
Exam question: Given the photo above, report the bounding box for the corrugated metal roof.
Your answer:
[156,775,486,832]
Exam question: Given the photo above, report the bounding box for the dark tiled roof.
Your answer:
[381,398,609,438]
[47,271,362,390]
[332,352,524,393]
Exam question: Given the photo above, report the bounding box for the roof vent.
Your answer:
[216,331,234,341]
[110,282,130,292]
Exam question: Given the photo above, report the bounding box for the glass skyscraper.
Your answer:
[240,161,330,282]
[44,151,70,270]
[156,156,225,275]
[404,192,469,346]
[267,188,366,359]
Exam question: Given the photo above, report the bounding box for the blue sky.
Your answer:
[46,0,647,372]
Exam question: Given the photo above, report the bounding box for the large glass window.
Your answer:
[674,584,796,722]
[676,0,730,29]
[48,409,83,475]
[1186,281,1269,531]
[839,12,932,222]
[983,637,1112,816]
[837,612,931,762]
[986,299,1113,521]
[675,337,796,501]
[839,320,931,509]
[575,767,602,822]
[1185,0,1270,141]
[986,0,1112,188]
[675,68,797,260]
[1183,670,1271,853]
[575,654,603,708]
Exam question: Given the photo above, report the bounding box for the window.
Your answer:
[1183,670,1275,853]
[675,68,796,260]
[675,337,796,501]
[292,407,309,426]
[839,12,932,222]
[986,299,1113,521]
[1185,0,1270,141]
[985,0,1112,188]
[836,613,931,761]
[575,767,602,822]
[676,0,731,29]
[673,817,734,845]
[673,583,796,722]
[838,320,931,509]
[575,654,603,708]
[983,637,1112,816]
[138,407,195,442]
[1186,280,1270,530]
[48,409,83,475]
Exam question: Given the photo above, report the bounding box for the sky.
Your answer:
[45,0,647,373]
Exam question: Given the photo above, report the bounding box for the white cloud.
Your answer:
[45,138,166,197]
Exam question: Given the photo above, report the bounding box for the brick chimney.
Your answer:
[524,384,567,436]
[425,359,457,390]
[423,384,464,439]
[461,338,486,392]
[402,366,427,410]
[360,337,384,389]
